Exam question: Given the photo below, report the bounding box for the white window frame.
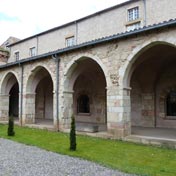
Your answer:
[65,36,75,47]
[30,47,36,57]
[14,51,19,61]
[128,7,139,21]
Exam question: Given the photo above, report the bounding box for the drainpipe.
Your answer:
[143,0,147,26]
[75,21,78,45]
[19,63,24,126]
[36,36,39,55]
[52,54,60,130]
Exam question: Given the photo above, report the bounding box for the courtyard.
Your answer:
[0,124,176,176]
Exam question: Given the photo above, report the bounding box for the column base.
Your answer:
[107,122,131,139]
[24,114,35,124]
[0,116,8,121]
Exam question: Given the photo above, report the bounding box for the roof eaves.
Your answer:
[8,0,139,47]
[1,18,176,69]
[53,18,176,54]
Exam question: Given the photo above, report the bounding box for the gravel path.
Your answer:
[0,138,134,176]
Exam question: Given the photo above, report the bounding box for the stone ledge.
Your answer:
[76,124,99,133]
[124,135,176,149]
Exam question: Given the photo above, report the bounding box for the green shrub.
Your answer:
[70,114,76,151]
[8,116,15,136]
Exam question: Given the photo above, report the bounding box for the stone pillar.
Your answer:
[18,92,22,125]
[59,90,73,130]
[106,87,131,139]
[23,93,36,124]
[0,94,9,121]
[141,93,155,127]
[53,91,58,129]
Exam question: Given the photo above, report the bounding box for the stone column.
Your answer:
[53,91,59,129]
[59,90,74,130]
[18,92,22,125]
[106,87,131,139]
[23,93,36,124]
[141,93,155,127]
[0,94,9,121]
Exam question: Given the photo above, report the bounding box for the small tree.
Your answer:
[8,116,15,136]
[70,114,76,151]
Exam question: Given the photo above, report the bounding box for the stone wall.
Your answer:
[156,64,176,129]
[0,26,175,138]
[7,0,176,63]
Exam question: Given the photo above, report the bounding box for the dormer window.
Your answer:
[128,7,139,21]
[66,36,75,47]
[30,47,36,57]
[14,51,19,61]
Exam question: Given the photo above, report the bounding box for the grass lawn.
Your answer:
[0,124,176,176]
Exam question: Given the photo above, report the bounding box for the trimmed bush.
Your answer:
[70,114,76,151]
[8,116,15,136]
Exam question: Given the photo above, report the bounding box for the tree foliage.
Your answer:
[8,116,15,136]
[70,114,76,151]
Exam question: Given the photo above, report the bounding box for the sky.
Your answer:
[0,0,127,44]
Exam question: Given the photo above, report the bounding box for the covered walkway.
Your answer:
[125,127,176,149]
[132,127,176,140]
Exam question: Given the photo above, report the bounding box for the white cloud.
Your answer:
[0,0,127,44]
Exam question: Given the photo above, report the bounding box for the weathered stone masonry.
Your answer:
[0,0,176,139]
[0,25,176,139]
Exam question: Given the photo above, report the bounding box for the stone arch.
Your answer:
[120,40,176,88]
[0,72,19,121]
[25,66,54,124]
[63,55,107,131]
[64,54,110,90]
[26,65,54,93]
[123,40,176,132]
[1,71,19,94]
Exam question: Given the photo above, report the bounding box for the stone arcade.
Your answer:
[0,0,176,141]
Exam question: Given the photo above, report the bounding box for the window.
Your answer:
[4,42,9,49]
[66,36,75,47]
[166,91,176,116]
[30,47,36,57]
[77,95,90,113]
[14,51,19,61]
[126,22,141,31]
[128,7,139,21]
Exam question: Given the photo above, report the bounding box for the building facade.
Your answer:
[0,0,176,138]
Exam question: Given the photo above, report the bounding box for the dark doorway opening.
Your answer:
[77,95,90,113]
[167,91,176,116]
[9,82,19,118]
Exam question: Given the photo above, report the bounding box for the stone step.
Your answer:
[76,123,106,133]
[124,135,176,149]
[76,124,98,132]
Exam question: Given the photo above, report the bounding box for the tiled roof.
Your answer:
[8,0,138,47]
[1,18,176,69]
